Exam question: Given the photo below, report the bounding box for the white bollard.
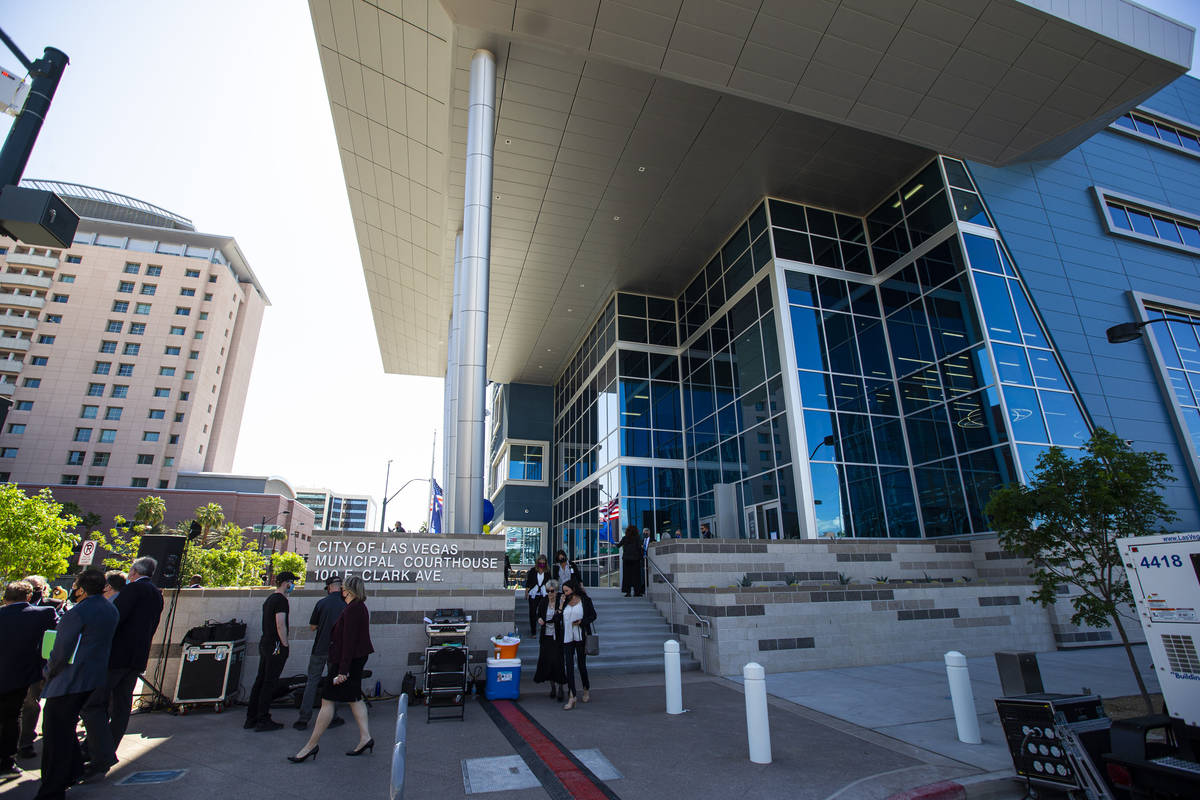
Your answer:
[944,651,981,744]
[664,640,683,714]
[743,662,772,764]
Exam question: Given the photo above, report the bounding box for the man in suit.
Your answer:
[36,569,119,800]
[80,556,163,778]
[17,575,59,761]
[0,581,57,776]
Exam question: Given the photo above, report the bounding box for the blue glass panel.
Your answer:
[871,224,909,268]
[856,318,892,379]
[871,416,908,465]
[690,380,716,423]
[809,462,848,537]
[839,412,875,463]
[1016,443,1050,481]
[771,416,792,466]
[618,293,646,316]
[798,370,834,409]
[1128,208,1157,237]
[655,467,686,498]
[962,233,1002,272]
[915,459,969,537]
[730,290,758,334]
[973,272,1021,343]
[1113,114,1135,129]
[1002,385,1047,442]
[1039,390,1089,446]
[881,267,922,315]
[785,271,816,305]
[811,236,842,270]
[817,276,849,312]
[719,436,744,477]
[620,349,649,377]
[940,345,993,397]
[907,190,952,247]
[1187,373,1200,408]
[843,243,872,275]
[623,465,653,495]
[1132,116,1158,136]
[804,409,837,460]
[717,401,740,439]
[899,366,943,413]
[905,404,955,464]
[1151,319,1181,368]
[948,387,1008,453]
[960,446,1018,532]
[769,199,806,231]
[927,275,982,357]
[743,421,775,477]
[887,300,937,377]
[749,203,768,239]
[823,312,860,375]
[761,311,780,377]
[790,306,829,372]
[916,240,962,291]
[1181,224,1200,249]
[951,189,989,225]
[650,353,678,381]
[1009,282,1049,348]
[691,419,717,453]
[807,208,837,238]
[833,375,867,413]
[1183,407,1200,447]
[848,282,879,316]
[620,379,651,427]
[866,379,899,415]
[723,223,751,265]
[652,381,681,431]
[881,467,920,538]
[1107,203,1132,230]
[868,192,903,229]
[774,229,812,263]
[847,465,886,537]
[740,382,769,427]
[1028,349,1067,390]
[992,342,1033,385]
[776,466,802,538]
[733,325,766,390]
[649,320,677,346]
[1170,318,1200,370]
[618,316,647,343]
[621,427,652,458]
[767,375,785,414]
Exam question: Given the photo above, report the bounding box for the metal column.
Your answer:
[443,233,463,533]
[452,50,495,537]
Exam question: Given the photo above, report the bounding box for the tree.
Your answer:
[0,485,81,580]
[59,502,102,532]
[135,496,166,529]
[194,503,226,546]
[91,515,142,572]
[271,551,306,585]
[267,526,288,555]
[985,429,1176,713]
[181,525,265,587]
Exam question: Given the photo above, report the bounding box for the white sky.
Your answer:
[1,0,1198,531]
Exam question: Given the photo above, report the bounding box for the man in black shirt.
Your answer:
[244,571,296,732]
[293,574,346,730]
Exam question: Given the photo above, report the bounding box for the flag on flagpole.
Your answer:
[597,496,619,543]
[430,480,444,533]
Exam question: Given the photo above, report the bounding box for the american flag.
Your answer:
[598,496,619,542]
[430,480,444,533]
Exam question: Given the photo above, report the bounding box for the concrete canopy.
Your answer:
[309,0,1193,385]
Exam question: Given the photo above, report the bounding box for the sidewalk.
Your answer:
[0,645,1153,799]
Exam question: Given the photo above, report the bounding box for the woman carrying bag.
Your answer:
[532,579,567,701]
[558,578,596,710]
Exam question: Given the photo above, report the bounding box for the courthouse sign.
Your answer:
[306,531,504,586]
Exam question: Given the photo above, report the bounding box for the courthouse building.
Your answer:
[311,1,1200,561]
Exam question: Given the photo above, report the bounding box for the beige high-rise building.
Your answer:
[0,181,268,489]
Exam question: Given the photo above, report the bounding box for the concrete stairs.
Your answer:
[511,587,701,674]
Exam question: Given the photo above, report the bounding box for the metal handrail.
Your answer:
[646,554,711,674]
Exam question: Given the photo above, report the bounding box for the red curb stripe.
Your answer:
[885,780,967,800]
[492,700,610,800]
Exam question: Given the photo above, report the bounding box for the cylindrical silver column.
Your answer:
[453,49,495,537]
[443,233,463,533]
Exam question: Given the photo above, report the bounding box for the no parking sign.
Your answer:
[78,540,97,566]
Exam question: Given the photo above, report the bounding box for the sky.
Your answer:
[0,0,1198,531]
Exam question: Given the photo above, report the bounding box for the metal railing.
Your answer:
[647,554,711,674]
[390,693,409,800]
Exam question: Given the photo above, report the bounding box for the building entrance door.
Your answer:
[745,501,782,540]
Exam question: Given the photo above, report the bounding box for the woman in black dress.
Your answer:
[533,579,567,700]
[289,575,375,762]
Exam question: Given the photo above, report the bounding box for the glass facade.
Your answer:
[549,156,1092,555]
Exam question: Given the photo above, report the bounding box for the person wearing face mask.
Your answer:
[551,550,578,586]
[16,576,59,761]
[523,557,550,638]
[245,571,297,732]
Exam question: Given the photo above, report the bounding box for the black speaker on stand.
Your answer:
[136,534,186,588]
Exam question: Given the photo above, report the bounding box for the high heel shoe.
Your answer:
[287,745,318,763]
[563,695,577,710]
[581,689,590,703]
[346,739,375,756]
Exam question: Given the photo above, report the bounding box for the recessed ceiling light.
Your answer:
[612,215,620,221]
[546,348,552,352]
[505,138,512,145]
[579,283,585,288]
[637,166,646,172]
[567,308,573,312]
[538,364,543,369]
[495,194,501,200]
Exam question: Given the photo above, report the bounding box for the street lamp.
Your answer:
[258,509,290,583]
[1105,316,1200,344]
[383,476,431,532]
[809,434,837,460]
[380,459,393,531]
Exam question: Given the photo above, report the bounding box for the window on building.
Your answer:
[140,284,156,295]
[208,275,217,283]
[169,326,185,335]
[65,256,81,265]
[15,401,32,411]
[203,293,212,301]
[146,265,162,277]
[80,405,98,419]
[22,378,40,388]
[99,341,117,354]
[198,311,209,320]
[507,443,545,481]
[185,268,201,278]
[189,350,198,360]
[160,367,175,376]
[93,362,111,375]
[7,424,25,434]
[130,478,149,488]
[37,335,55,344]
[74,428,92,442]
[66,451,84,465]
[111,385,128,398]
[117,363,134,377]
[164,456,174,467]
[1114,109,1200,155]
[30,356,47,366]
[158,479,168,489]
[169,434,179,444]
[123,343,140,355]
[143,431,160,442]
[117,281,134,293]
[104,407,122,421]
[164,346,180,356]
[148,409,165,419]
[193,332,203,340]
[44,314,61,323]
[174,412,184,422]
[86,475,104,486]
[184,370,194,380]
[137,454,154,465]
[175,307,191,316]
[112,301,128,313]
[92,452,109,467]
[0,448,18,458]
[129,323,145,335]
[60,271,77,279]
[1099,190,1200,252]
[99,429,116,443]
[124,263,139,274]
[51,294,68,303]
[179,392,189,401]
[86,383,104,397]
[105,320,123,333]
[60,474,79,485]
[180,288,195,296]
[153,387,170,398]
[134,303,151,315]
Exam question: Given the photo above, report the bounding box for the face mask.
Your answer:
[285,583,294,594]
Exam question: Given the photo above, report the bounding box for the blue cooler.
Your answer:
[485,657,520,700]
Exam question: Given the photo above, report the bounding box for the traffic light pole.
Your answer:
[0,37,68,189]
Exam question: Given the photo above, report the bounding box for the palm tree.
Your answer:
[135,496,166,529]
[194,502,226,546]
[267,526,288,555]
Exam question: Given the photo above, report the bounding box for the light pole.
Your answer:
[809,434,837,460]
[383,477,431,532]
[380,459,393,532]
[258,509,290,583]
[1106,316,1200,344]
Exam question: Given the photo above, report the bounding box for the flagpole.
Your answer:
[427,429,437,532]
